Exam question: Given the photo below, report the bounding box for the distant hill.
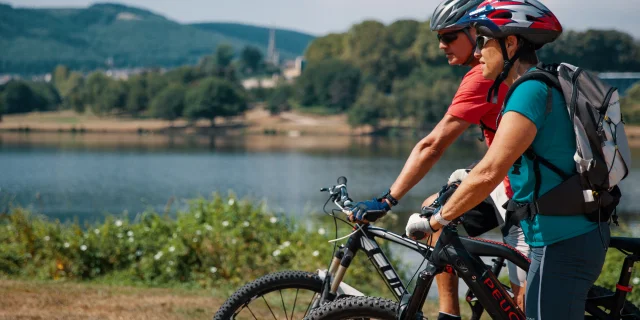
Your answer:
[190,23,316,61]
[0,2,316,74]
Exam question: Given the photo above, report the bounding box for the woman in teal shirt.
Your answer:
[404,0,609,319]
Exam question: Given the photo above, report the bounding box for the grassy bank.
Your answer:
[0,194,638,318]
[0,195,404,299]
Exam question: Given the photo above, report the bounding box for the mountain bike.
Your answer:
[214,177,639,319]
[214,177,531,319]
[302,183,640,320]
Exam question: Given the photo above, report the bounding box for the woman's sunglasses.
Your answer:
[437,30,462,45]
[476,35,496,51]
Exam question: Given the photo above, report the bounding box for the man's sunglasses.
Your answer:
[476,35,496,51]
[437,30,462,45]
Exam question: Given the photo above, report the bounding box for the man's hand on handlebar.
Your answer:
[347,198,391,223]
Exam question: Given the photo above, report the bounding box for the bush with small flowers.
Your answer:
[0,194,405,298]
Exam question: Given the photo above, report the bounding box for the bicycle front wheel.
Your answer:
[214,270,323,320]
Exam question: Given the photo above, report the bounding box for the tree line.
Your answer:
[293,20,640,128]
[0,44,276,126]
[2,19,640,129]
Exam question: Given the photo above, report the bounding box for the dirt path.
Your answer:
[0,280,222,320]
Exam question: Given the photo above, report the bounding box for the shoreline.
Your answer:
[4,110,640,147]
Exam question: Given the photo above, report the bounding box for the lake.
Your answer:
[2,131,639,297]
[2,132,639,226]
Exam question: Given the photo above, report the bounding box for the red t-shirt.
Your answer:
[446,64,513,198]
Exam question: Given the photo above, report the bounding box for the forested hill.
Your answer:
[0,2,316,74]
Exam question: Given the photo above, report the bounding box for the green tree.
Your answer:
[149,84,186,122]
[145,72,169,99]
[390,66,461,128]
[295,59,361,111]
[199,45,238,83]
[164,66,203,84]
[344,20,390,90]
[216,44,235,68]
[83,72,127,115]
[28,82,62,111]
[240,46,263,75]
[386,20,420,51]
[410,21,447,66]
[100,80,127,114]
[305,33,347,64]
[125,75,148,116]
[184,77,247,126]
[83,72,110,113]
[267,84,292,115]
[539,30,640,72]
[624,82,640,104]
[68,91,85,113]
[2,81,38,114]
[348,85,388,129]
[52,65,69,89]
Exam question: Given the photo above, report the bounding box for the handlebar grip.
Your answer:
[410,231,427,240]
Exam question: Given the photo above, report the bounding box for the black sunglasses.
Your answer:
[437,30,462,44]
[475,35,496,51]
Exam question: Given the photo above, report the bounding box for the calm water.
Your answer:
[2,132,639,297]
[2,132,640,227]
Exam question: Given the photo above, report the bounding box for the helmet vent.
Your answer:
[493,12,512,19]
[526,15,540,22]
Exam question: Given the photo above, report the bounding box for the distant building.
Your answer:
[104,67,152,80]
[598,72,640,96]
[282,57,305,81]
[266,27,280,66]
[242,75,279,89]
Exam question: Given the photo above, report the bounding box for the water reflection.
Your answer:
[1,132,638,232]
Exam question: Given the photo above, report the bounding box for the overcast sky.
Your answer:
[7,0,640,38]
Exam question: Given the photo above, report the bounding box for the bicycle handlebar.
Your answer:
[321,176,353,211]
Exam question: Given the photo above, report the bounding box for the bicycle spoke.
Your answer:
[290,288,299,320]
[304,293,317,316]
[244,305,259,320]
[262,295,279,320]
[279,290,289,320]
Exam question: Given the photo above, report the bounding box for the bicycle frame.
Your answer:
[317,222,530,319]
[310,179,639,319]
[400,225,526,320]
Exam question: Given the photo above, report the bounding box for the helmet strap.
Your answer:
[461,28,477,66]
[487,38,521,103]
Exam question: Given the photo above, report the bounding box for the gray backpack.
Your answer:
[503,62,631,224]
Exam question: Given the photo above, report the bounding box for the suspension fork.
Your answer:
[312,244,345,309]
[319,227,363,304]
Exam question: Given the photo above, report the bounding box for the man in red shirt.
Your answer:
[347,1,528,318]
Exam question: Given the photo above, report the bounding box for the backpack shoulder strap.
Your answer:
[504,63,562,114]
[503,63,570,200]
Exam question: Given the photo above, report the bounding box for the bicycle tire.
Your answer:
[587,285,640,319]
[214,270,323,320]
[303,296,400,320]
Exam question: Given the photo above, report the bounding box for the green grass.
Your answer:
[289,100,342,116]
